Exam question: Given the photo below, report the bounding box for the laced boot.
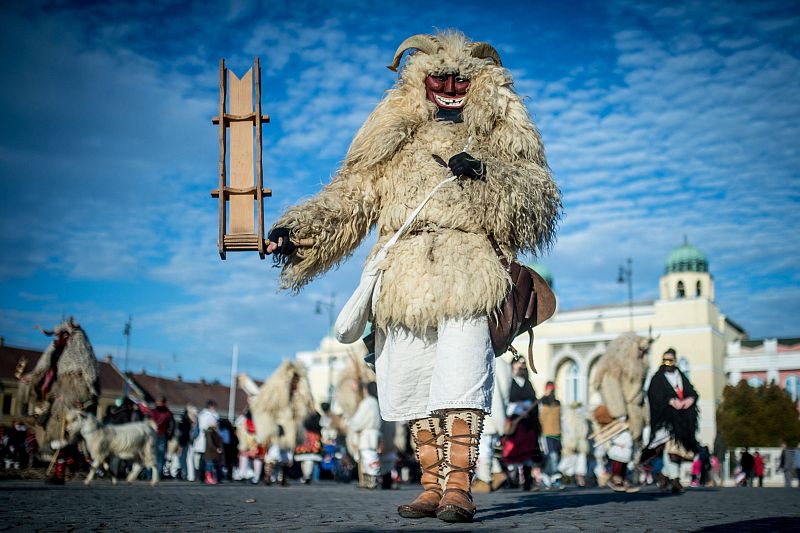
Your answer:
[436,409,483,523]
[397,417,444,518]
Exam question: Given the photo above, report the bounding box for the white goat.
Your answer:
[66,409,159,486]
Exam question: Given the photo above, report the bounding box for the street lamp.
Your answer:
[315,294,336,403]
[617,258,634,331]
[123,315,132,397]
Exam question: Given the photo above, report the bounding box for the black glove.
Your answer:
[268,227,296,255]
[448,152,486,180]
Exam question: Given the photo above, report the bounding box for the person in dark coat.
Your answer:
[502,359,541,491]
[644,348,699,493]
[150,396,175,477]
[740,448,754,487]
[203,421,223,485]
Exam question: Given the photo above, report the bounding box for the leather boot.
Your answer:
[397,417,444,518]
[436,409,483,523]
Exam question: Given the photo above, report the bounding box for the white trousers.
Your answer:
[375,315,495,421]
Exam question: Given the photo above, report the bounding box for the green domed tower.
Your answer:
[659,237,714,301]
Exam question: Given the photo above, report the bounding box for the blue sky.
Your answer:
[1,0,798,383]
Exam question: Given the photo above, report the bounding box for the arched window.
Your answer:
[587,357,603,407]
[568,363,579,404]
[678,357,690,378]
[696,280,702,297]
[785,375,799,402]
[747,376,764,388]
[677,281,685,298]
[556,359,580,405]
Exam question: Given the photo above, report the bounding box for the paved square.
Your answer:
[1,480,797,532]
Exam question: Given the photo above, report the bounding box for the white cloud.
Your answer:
[1,0,798,383]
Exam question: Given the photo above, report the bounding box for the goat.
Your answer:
[66,409,158,486]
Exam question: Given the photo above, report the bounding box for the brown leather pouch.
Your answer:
[487,236,556,372]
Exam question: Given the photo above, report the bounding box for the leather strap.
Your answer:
[417,431,446,482]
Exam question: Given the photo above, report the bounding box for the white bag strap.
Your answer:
[377,136,472,256]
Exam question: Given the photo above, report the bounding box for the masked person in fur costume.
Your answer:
[267,31,560,522]
[17,318,99,483]
[642,348,699,493]
[238,361,317,486]
[590,332,651,493]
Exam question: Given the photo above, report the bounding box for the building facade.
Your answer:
[525,240,746,448]
[726,338,800,403]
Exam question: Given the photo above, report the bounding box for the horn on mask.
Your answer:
[469,42,502,67]
[387,34,442,72]
[645,326,660,349]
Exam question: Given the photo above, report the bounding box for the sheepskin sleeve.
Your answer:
[270,166,381,291]
[478,84,562,256]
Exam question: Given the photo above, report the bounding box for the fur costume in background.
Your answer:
[558,403,590,484]
[17,318,100,453]
[591,332,653,492]
[591,332,650,443]
[271,30,561,332]
[238,361,317,453]
[334,351,376,420]
[333,352,408,476]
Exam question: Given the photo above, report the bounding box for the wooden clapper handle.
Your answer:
[264,237,315,251]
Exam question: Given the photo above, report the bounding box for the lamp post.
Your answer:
[123,316,132,397]
[315,293,336,403]
[617,258,633,331]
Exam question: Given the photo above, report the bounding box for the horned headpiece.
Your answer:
[387,33,503,72]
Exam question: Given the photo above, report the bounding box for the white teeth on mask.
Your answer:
[434,94,465,107]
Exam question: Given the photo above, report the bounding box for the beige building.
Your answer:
[523,239,746,448]
[295,334,368,407]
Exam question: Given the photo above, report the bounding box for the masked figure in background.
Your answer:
[267,31,560,522]
[643,348,699,493]
[238,361,317,486]
[17,318,100,484]
[591,332,651,492]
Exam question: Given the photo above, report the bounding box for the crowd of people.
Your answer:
[5,317,800,497]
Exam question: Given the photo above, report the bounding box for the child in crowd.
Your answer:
[203,420,223,485]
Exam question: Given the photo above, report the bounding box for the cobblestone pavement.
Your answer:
[1,480,798,532]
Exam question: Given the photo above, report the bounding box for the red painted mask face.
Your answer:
[425,73,470,109]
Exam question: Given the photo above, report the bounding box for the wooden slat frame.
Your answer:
[217,59,227,259]
[255,57,265,258]
[213,57,270,259]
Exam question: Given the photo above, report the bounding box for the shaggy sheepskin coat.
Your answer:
[246,361,317,452]
[18,319,99,447]
[560,405,589,456]
[272,31,561,333]
[592,333,650,442]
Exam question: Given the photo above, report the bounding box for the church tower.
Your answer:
[659,237,714,302]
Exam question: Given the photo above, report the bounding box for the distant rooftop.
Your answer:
[741,338,800,349]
